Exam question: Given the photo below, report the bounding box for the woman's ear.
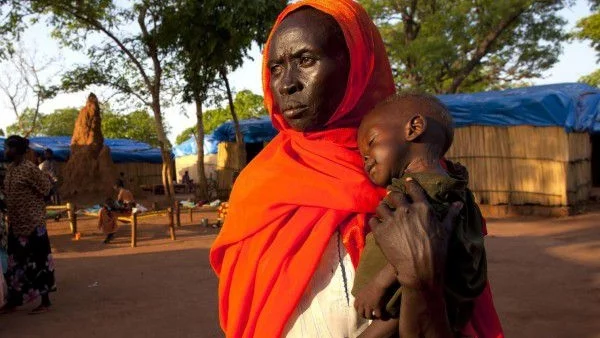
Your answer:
[404,114,427,141]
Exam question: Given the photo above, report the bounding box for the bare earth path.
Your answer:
[1,209,599,338]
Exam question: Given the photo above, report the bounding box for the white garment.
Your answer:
[284,231,369,338]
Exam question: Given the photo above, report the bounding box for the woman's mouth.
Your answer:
[283,106,309,119]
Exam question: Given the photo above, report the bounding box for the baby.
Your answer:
[353,92,488,338]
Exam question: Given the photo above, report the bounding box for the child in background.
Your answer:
[353,92,488,337]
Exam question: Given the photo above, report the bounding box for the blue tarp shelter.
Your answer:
[0,136,164,163]
[437,83,600,133]
[173,116,278,158]
[172,133,219,157]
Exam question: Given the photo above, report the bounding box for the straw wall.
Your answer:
[114,162,163,193]
[446,126,592,207]
[55,161,163,195]
[216,142,246,199]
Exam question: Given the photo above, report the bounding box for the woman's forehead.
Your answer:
[269,8,343,56]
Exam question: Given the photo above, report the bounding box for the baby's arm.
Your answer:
[354,263,398,319]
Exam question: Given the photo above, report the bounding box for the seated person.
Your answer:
[353,92,488,337]
[98,198,118,244]
[97,181,136,244]
[114,179,135,210]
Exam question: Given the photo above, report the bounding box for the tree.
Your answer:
[19,0,178,200]
[160,0,283,200]
[102,110,161,147]
[204,90,267,134]
[574,1,600,86]
[0,128,4,137]
[39,108,79,136]
[0,46,59,136]
[360,0,572,93]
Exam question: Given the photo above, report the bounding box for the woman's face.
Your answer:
[4,145,19,163]
[268,8,350,132]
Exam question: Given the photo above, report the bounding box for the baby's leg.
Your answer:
[358,319,399,338]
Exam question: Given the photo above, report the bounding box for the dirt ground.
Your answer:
[0,208,599,338]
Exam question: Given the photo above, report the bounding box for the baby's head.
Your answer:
[358,92,454,186]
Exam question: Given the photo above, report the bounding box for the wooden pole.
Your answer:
[168,207,176,240]
[175,201,181,227]
[66,202,77,235]
[131,213,138,248]
[189,207,193,223]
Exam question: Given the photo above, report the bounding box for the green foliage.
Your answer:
[0,128,4,137]
[175,126,196,146]
[102,110,161,147]
[580,69,600,86]
[205,90,267,134]
[5,106,160,146]
[38,108,79,136]
[159,0,285,104]
[574,3,600,86]
[6,108,42,135]
[360,0,571,93]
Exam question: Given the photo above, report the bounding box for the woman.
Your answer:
[97,179,136,244]
[210,1,502,337]
[0,136,56,314]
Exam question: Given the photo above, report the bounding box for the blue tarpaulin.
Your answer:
[437,83,600,133]
[212,116,278,144]
[172,133,219,157]
[173,116,278,158]
[0,136,164,163]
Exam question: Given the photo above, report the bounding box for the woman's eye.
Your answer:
[300,57,315,67]
[270,65,283,75]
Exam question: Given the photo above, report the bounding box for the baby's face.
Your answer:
[358,105,409,187]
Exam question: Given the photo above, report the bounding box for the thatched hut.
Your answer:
[439,83,599,216]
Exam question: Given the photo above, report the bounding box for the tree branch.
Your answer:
[51,2,153,91]
[447,7,527,93]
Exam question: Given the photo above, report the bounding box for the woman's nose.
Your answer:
[279,67,302,95]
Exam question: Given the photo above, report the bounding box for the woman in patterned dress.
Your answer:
[0,136,56,314]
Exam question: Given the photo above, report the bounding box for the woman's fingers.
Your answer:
[375,200,393,220]
[383,190,407,209]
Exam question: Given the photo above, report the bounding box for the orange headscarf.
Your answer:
[209,1,395,337]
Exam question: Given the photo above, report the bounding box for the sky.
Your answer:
[0,1,597,143]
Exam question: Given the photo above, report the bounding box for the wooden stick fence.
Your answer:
[46,202,77,234]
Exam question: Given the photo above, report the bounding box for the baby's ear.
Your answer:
[404,114,427,141]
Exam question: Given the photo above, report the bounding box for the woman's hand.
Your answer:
[368,178,463,291]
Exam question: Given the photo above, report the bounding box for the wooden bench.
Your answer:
[80,204,180,248]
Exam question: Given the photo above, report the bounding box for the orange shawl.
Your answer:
[209,1,395,337]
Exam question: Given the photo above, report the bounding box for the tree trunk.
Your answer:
[220,68,243,145]
[150,96,175,205]
[194,95,209,202]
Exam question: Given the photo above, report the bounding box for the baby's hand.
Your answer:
[354,281,387,320]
